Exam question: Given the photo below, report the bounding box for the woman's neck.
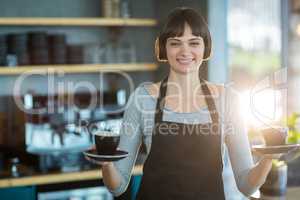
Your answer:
[167,70,202,98]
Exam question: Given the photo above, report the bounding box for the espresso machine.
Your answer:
[22,89,126,172]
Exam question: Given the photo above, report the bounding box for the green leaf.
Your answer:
[286,113,300,144]
[287,113,298,127]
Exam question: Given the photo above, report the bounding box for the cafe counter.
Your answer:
[0,165,143,188]
[259,187,300,200]
[0,165,299,200]
[0,165,143,200]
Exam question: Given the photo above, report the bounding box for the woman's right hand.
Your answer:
[84,150,122,191]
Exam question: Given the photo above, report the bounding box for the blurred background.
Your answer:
[0,0,299,200]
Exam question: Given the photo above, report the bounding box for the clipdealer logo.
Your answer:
[12,68,135,116]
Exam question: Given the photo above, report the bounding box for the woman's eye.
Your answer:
[190,42,200,46]
[170,42,180,46]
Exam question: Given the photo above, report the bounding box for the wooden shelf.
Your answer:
[0,63,158,75]
[0,165,143,188]
[0,17,157,27]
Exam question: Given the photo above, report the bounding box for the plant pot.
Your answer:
[260,163,288,196]
[288,157,300,186]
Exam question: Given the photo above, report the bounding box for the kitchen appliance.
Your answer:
[22,89,126,172]
[23,93,93,172]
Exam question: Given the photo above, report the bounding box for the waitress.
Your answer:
[88,7,278,199]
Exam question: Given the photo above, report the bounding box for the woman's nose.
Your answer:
[179,44,191,55]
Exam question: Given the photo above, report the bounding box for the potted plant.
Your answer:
[287,113,300,144]
[285,113,300,186]
[261,159,288,196]
[260,113,300,196]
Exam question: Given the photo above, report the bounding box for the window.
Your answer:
[228,0,284,129]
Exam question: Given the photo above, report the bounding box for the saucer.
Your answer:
[252,144,300,155]
[83,149,128,162]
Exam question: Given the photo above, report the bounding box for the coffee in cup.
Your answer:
[261,126,288,146]
[94,130,120,155]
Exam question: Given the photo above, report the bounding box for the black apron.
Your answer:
[136,76,226,200]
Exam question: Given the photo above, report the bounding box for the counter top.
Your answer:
[286,187,300,200]
[0,165,298,200]
[252,187,300,200]
[0,165,143,188]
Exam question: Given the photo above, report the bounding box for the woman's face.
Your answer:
[165,23,205,74]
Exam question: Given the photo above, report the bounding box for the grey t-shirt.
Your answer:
[110,82,259,199]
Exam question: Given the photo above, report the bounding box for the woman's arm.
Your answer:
[247,152,283,188]
[224,87,257,196]
[102,87,144,196]
[224,87,278,196]
[247,157,272,187]
[102,162,123,191]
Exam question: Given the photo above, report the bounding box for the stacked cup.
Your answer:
[0,35,6,66]
[7,33,30,65]
[48,34,67,64]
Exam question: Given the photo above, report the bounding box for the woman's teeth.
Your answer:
[177,58,193,64]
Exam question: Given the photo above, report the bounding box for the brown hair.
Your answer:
[156,7,211,61]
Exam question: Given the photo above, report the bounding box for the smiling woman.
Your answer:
[85,7,281,200]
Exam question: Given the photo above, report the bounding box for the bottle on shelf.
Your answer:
[102,0,120,18]
[120,0,131,18]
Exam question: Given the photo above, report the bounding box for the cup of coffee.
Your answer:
[261,126,288,146]
[94,131,120,155]
[88,120,120,155]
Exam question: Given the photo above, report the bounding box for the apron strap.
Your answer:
[154,76,168,124]
[199,79,219,124]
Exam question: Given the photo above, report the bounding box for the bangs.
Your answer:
[161,9,205,39]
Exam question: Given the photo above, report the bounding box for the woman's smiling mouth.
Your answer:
[176,58,194,65]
